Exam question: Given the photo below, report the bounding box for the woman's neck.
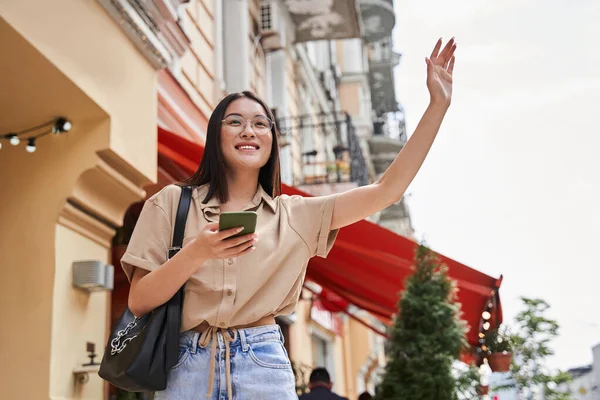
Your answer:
[222,170,260,211]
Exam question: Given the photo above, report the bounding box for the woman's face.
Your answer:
[220,97,273,172]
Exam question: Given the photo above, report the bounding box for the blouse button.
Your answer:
[227,289,233,296]
[228,259,234,265]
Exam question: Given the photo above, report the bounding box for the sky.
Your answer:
[393,0,600,370]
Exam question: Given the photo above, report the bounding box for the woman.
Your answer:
[122,38,456,399]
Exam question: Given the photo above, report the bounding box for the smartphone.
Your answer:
[218,211,258,239]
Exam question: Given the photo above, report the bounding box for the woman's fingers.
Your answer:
[235,243,257,257]
[430,38,442,61]
[448,56,456,75]
[224,240,256,257]
[443,44,457,69]
[220,233,257,250]
[216,226,245,240]
[438,38,455,66]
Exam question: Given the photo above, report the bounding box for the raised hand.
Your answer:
[425,38,456,107]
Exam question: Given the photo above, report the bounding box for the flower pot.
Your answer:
[488,352,512,372]
[477,385,489,395]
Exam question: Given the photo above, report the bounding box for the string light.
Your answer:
[9,134,20,146]
[52,118,72,134]
[26,138,36,153]
[477,290,499,365]
[1,117,71,154]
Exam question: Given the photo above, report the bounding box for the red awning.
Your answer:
[157,126,503,347]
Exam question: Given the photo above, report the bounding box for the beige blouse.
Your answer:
[121,184,339,331]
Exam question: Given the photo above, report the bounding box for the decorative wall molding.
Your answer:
[58,203,116,248]
[97,0,191,69]
[67,156,146,236]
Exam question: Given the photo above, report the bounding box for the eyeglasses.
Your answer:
[221,115,273,135]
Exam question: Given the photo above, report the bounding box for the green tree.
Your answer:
[496,297,571,399]
[455,363,483,399]
[376,244,469,400]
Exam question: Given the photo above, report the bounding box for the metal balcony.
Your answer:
[276,112,369,188]
[359,0,396,43]
[368,109,407,175]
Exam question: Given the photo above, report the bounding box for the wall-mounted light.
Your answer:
[1,117,72,153]
[72,260,114,292]
[73,342,100,385]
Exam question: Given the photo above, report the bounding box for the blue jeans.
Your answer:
[154,325,297,400]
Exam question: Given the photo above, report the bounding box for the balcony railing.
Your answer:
[276,112,369,187]
[373,108,407,142]
[359,0,396,43]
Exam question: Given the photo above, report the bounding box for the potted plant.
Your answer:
[484,326,513,372]
[477,384,489,395]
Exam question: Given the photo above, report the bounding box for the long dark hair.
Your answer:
[185,91,281,204]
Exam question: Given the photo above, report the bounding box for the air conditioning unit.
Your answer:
[72,260,114,292]
[260,1,285,53]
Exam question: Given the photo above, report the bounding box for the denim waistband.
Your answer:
[178,324,283,354]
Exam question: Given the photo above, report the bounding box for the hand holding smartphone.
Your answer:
[218,211,258,238]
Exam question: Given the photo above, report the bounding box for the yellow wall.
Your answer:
[339,81,363,118]
[49,225,110,399]
[179,0,267,111]
[180,0,217,117]
[249,0,267,98]
[1,0,158,184]
[289,292,352,397]
[333,335,348,395]
[0,2,157,397]
[285,51,303,185]
[349,318,373,398]
[289,295,314,368]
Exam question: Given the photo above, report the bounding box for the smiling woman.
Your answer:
[185,91,281,207]
[121,37,456,398]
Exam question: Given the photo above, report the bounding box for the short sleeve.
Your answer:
[120,198,172,282]
[282,194,339,258]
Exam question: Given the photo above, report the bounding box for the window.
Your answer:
[311,332,336,378]
[312,335,329,368]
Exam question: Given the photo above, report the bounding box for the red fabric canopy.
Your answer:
[157,126,503,347]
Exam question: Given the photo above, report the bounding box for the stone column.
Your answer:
[223,0,250,93]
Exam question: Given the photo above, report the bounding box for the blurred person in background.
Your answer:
[299,368,348,400]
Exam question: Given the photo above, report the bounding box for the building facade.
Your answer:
[550,343,600,400]
[0,0,412,398]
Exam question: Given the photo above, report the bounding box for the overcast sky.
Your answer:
[393,0,600,369]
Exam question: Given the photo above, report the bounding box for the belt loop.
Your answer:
[278,325,285,344]
[217,330,224,350]
[240,329,249,353]
[190,331,200,354]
